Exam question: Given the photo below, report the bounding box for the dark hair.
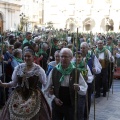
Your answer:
[23,48,35,56]
[26,32,32,37]
[53,37,58,42]
[107,37,112,40]
[14,42,22,49]
[74,51,82,55]
[54,50,60,55]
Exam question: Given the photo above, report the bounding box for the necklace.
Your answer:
[25,63,34,71]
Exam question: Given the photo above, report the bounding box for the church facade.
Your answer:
[44,0,120,33]
[0,0,21,33]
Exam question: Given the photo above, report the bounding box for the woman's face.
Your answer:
[24,52,34,65]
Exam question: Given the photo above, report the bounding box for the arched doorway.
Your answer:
[83,18,95,31]
[0,13,3,34]
[66,18,77,32]
[100,17,114,32]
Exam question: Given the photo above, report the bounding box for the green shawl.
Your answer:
[96,47,106,53]
[14,57,23,63]
[55,62,75,82]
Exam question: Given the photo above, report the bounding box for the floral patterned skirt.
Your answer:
[0,88,51,120]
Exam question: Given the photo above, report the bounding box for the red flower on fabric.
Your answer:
[26,108,30,113]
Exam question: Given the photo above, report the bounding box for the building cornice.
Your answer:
[0,1,22,7]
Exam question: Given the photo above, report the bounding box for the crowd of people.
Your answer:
[0,30,120,120]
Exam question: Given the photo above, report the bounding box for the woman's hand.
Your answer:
[54,97,63,106]
[0,80,7,88]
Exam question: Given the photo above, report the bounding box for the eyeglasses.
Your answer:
[60,56,71,59]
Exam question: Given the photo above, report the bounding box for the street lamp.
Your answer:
[19,13,28,32]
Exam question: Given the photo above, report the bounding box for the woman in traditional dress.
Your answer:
[0,48,51,120]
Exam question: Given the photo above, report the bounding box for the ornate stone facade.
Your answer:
[44,0,120,33]
[0,0,21,32]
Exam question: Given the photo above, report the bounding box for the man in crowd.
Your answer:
[22,32,32,48]
[44,48,88,120]
[95,40,112,97]
[80,42,102,120]
[105,37,115,89]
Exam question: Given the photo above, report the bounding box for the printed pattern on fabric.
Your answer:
[9,89,41,120]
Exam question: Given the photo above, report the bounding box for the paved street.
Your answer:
[0,79,120,120]
[90,79,120,120]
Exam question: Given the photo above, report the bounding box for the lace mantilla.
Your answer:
[9,89,41,120]
[16,63,42,77]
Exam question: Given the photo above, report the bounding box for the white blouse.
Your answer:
[44,69,88,101]
[8,63,46,87]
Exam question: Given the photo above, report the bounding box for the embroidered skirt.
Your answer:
[0,88,51,120]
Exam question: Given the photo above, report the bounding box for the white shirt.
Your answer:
[87,65,94,83]
[44,69,88,101]
[97,49,114,62]
[93,55,102,74]
[97,49,111,61]
[83,51,102,74]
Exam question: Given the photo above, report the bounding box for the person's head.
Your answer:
[12,48,22,59]
[107,37,112,45]
[80,42,89,56]
[60,48,73,68]
[18,34,24,42]
[53,38,58,46]
[34,44,39,52]
[97,40,104,50]
[74,51,83,64]
[67,44,73,51]
[23,48,34,66]
[8,45,14,54]
[26,32,32,40]
[14,42,22,49]
[34,37,39,44]
[54,50,60,64]
[41,42,48,51]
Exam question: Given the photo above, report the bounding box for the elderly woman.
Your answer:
[46,50,60,76]
[0,48,51,120]
[11,48,23,70]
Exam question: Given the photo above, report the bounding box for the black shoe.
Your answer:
[103,93,106,97]
[95,94,100,98]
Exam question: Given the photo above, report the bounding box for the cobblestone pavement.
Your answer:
[89,79,120,120]
[0,79,120,120]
